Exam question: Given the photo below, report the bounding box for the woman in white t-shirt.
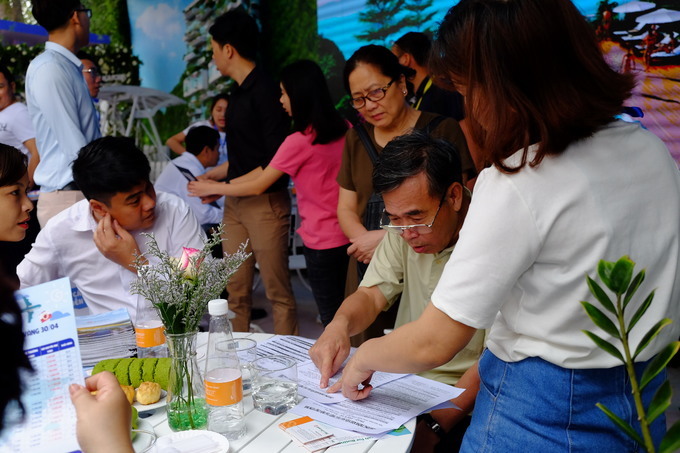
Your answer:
[0,65,39,188]
[166,93,229,171]
[334,0,680,451]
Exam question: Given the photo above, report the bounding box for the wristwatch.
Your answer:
[420,413,445,439]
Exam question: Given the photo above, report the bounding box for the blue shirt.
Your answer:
[26,42,101,192]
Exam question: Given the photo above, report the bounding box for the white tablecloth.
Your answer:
[139,332,415,452]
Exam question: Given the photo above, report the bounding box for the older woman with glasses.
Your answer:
[336,44,475,341]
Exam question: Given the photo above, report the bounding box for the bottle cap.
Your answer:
[208,299,229,316]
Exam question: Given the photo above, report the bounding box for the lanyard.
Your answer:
[414,78,433,111]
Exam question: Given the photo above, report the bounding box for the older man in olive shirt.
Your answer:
[208,10,297,335]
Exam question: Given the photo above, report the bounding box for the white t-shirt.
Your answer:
[432,120,680,369]
[183,120,227,166]
[0,102,35,157]
[17,192,205,323]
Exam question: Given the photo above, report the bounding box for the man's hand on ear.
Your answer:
[93,213,143,273]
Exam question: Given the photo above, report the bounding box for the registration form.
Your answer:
[0,278,84,453]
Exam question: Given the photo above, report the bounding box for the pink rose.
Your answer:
[179,247,202,278]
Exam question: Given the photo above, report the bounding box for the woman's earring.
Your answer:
[403,90,407,95]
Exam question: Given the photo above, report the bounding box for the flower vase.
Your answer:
[166,332,208,431]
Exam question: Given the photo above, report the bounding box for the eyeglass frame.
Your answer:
[82,67,100,78]
[350,79,396,109]
[74,7,92,18]
[379,192,447,236]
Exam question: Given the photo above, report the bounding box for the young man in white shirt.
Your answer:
[17,137,204,322]
[26,0,101,227]
[155,125,224,230]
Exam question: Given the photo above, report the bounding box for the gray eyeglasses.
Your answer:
[379,193,446,235]
[82,67,100,78]
[74,7,92,18]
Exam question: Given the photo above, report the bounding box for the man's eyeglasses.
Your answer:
[379,193,446,236]
[82,67,100,78]
[350,80,395,109]
[74,8,92,18]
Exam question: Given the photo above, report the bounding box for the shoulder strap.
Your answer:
[354,123,380,165]
[422,115,446,135]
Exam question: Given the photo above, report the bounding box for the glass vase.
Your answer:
[166,332,208,431]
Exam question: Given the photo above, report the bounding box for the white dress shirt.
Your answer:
[17,192,205,322]
[154,152,224,226]
[26,42,101,192]
[432,120,680,369]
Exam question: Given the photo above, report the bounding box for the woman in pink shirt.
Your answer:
[189,60,349,325]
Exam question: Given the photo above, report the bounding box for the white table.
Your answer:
[139,332,415,453]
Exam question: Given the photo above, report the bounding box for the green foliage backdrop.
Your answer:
[261,0,318,78]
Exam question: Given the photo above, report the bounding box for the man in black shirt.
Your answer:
[209,9,298,335]
[392,32,465,121]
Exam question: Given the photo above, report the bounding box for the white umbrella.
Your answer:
[636,8,680,24]
[613,1,655,14]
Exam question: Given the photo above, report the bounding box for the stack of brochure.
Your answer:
[76,308,137,367]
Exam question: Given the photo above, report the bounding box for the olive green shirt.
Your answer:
[360,231,486,385]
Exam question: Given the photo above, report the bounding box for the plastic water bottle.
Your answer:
[135,297,167,358]
[204,299,246,440]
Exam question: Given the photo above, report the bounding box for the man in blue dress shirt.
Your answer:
[26,0,101,227]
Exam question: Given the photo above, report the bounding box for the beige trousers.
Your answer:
[222,190,298,335]
[37,190,85,228]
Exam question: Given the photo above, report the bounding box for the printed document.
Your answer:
[292,374,464,435]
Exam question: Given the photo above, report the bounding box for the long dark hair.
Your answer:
[0,144,27,188]
[0,269,33,433]
[431,0,635,173]
[280,60,347,145]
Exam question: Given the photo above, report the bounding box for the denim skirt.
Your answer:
[461,350,667,452]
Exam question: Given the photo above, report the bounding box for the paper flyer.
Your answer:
[0,277,84,453]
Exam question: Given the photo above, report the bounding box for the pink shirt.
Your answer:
[269,130,348,250]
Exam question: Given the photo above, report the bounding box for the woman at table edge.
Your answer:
[332,0,680,451]
[0,144,134,453]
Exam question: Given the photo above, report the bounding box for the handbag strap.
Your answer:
[422,115,446,135]
[354,123,380,165]
[355,115,445,164]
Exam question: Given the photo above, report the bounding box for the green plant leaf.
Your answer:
[623,269,645,310]
[609,256,634,294]
[583,330,623,362]
[596,403,644,444]
[634,318,673,359]
[640,342,680,390]
[586,276,616,314]
[581,302,621,338]
[647,380,672,423]
[659,420,680,453]
[598,260,615,292]
[627,290,656,334]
